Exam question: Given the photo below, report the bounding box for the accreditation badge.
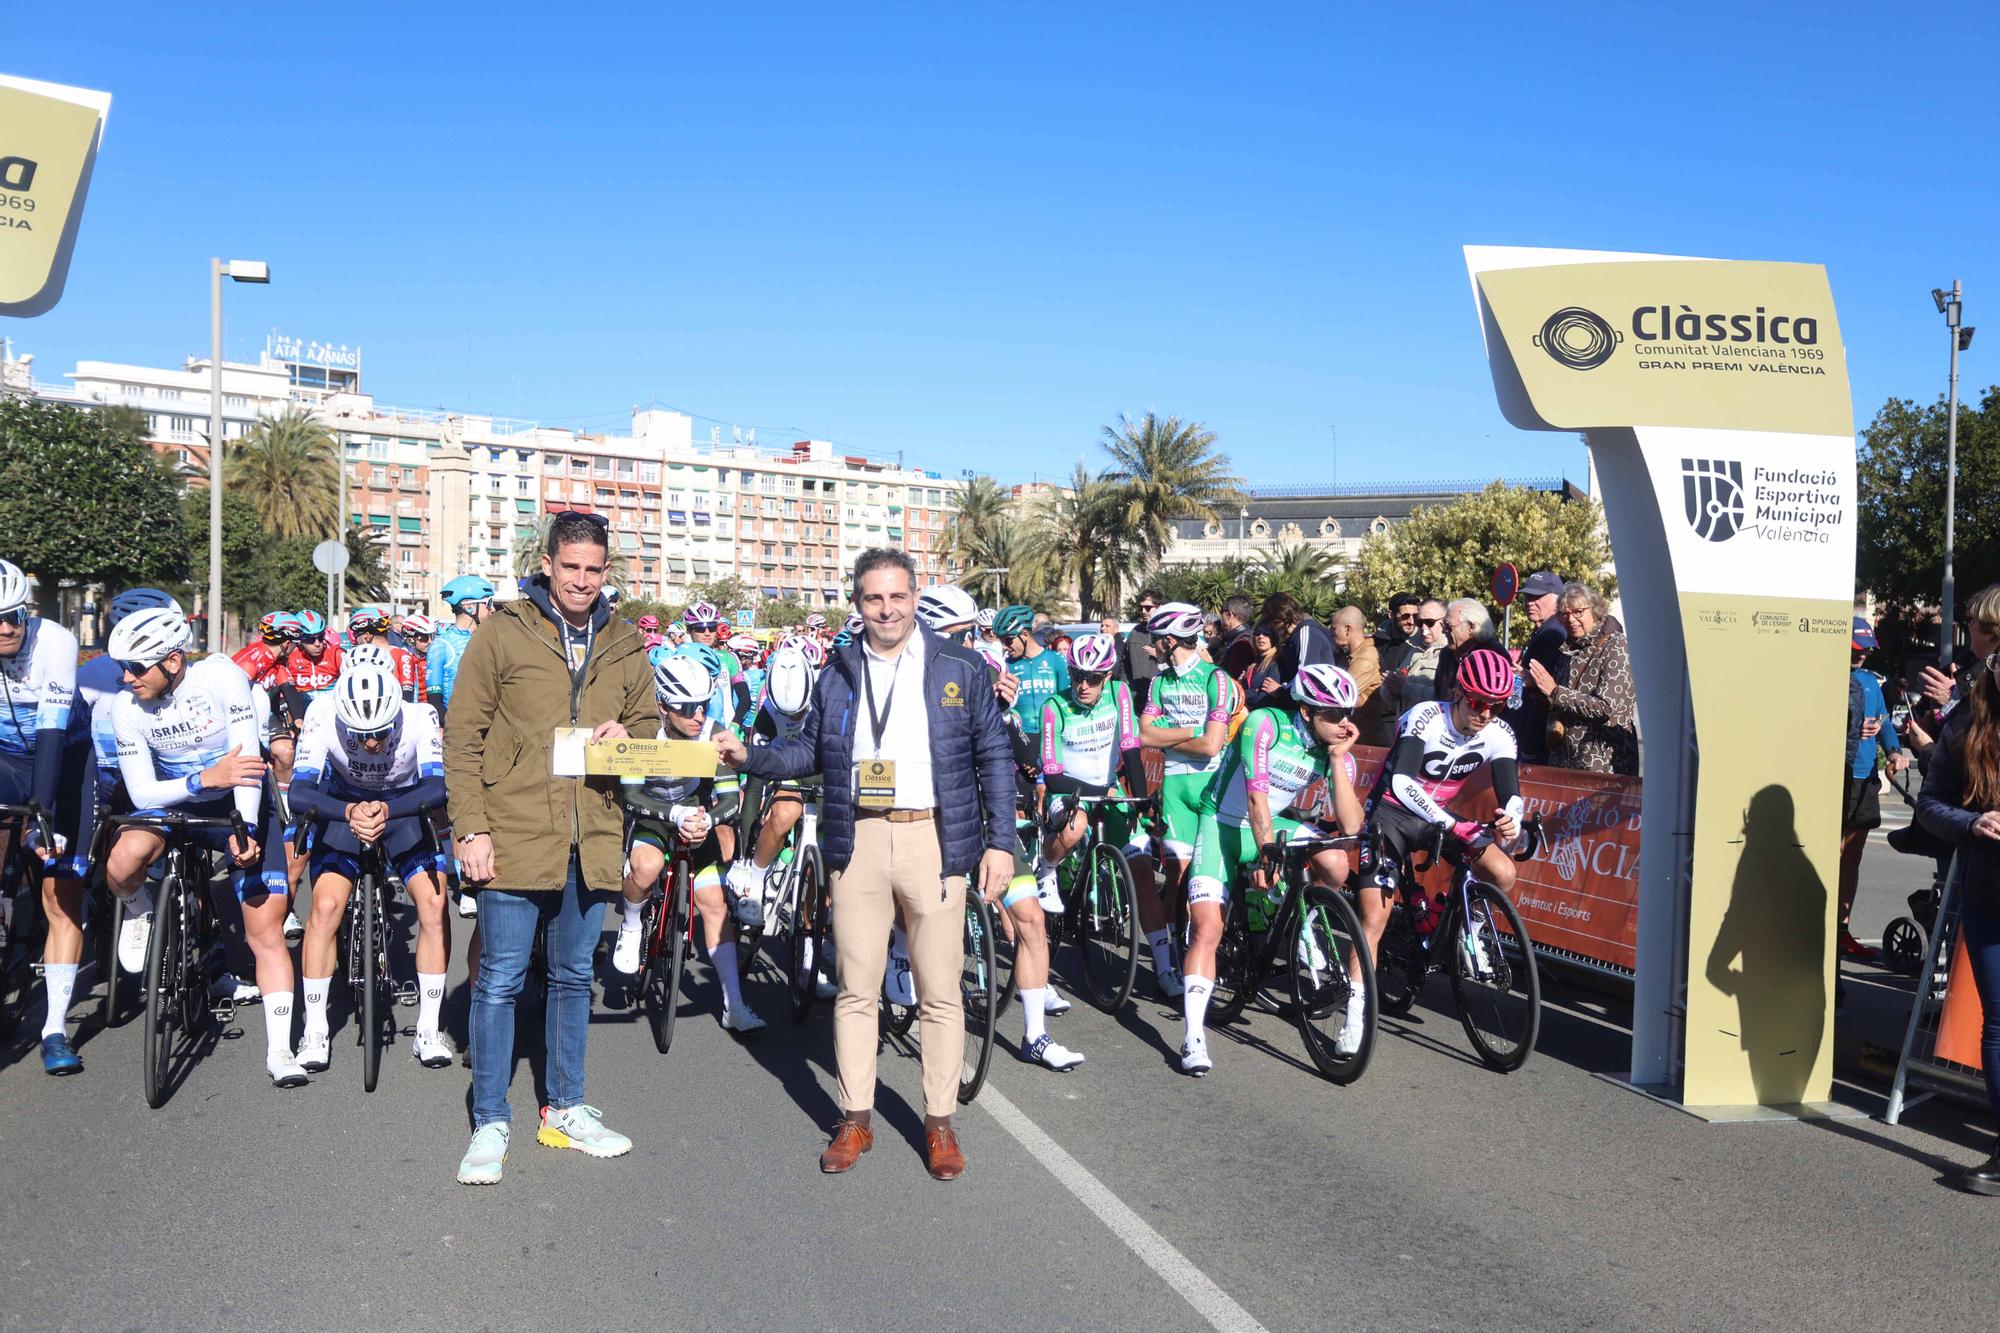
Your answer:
[855,759,897,809]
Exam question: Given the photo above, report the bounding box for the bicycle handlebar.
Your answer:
[1258,827,1363,868]
[0,801,56,856]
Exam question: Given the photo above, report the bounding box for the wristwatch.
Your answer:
[458,832,487,844]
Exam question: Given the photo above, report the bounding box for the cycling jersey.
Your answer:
[77,655,126,795]
[1008,647,1070,737]
[108,654,264,826]
[1206,706,1356,828]
[1040,682,1141,789]
[1372,701,1523,839]
[0,617,84,755]
[290,694,445,799]
[1143,656,1238,778]
[0,622,94,876]
[426,624,471,706]
[279,642,343,696]
[231,641,289,689]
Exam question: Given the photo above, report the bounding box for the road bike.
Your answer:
[0,802,55,1038]
[1359,815,1544,1072]
[621,792,696,1056]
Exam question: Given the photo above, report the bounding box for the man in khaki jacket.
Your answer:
[446,512,659,1185]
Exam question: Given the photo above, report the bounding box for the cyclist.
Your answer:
[102,607,304,1088]
[1138,601,1238,1001]
[0,561,98,1074]
[348,607,425,702]
[399,613,436,664]
[427,575,495,721]
[637,614,664,651]
[976,607,998,645]
[733,634,766,719]
[289,665,454,1073]
[1180,664,1363,1074]
[611,655,764,1033]
[664,620,688,647]
[683,601,753,721]
[281,610,343,698]
[1356,645,1525,1000]
[1018,632,1153,1071]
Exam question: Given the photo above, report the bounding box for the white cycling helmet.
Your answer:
[342,642,395,674]
[975,607,995,630]
[399,613,437,637]
[1291,663,1359,710]
[334,666,404,733]
[780,633,827,668]
[727,633,759,656]
[917,584,980,631]
[107,606,193,668]
[1069,633,1119,675]
[652,654,714,706]
[1146,601,1206,641]
[765,645,815,717]
[973,641,1009,674]
[843,612,865,634]
[683,599,721,629]
[0,560,28,616]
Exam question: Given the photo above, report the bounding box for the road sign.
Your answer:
[734,609,754,628]
[312,540,351,575]
[1492,562,1519,607]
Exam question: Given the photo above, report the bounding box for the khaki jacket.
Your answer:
[443,582,659,893]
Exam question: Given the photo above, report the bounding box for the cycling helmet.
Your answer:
[1455,646,1517,703]
[727,633,759,656]
[765,646,815,717]
[665,621,687,640]
[273,611,305,641]
[400,613,437,638]
[917,584,981,632]
[0,560,28,616]
[780,633,827,668]
[602,585,621,607]
[295,610,327,638]
[1146,602,1205,641]
[843,612,865,634]
[975,608,995,630]
[109,588,180,630]
[804,612,828,631]
[334,666,403,733]
[638,614,660,631]
[991,605,1035,638]
[831,630,854,650]
[342,642,395,674]
[1291,663,1359,710]
[441,575,495,608]
[684,600,722,629]
[348,606,391,633]
[973,641,1009,674]
[1069,633,1119,676]
[257,611,282,644]
[107,606,192,668]
[652,654,714,706]
[683,642,726,680]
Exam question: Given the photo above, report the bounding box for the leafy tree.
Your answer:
[956,521,1055,610]
[228,407,340,539]
[0,396,189,600]
[1143,559,1254,616]
[183,489,267,614]
[1253,539,1342,619]
[759,596,811,628]
[1100,412,1244,570]
[1028,463,1143,618]
[1857,385,2000,612]
[939,475,1013,577]
[1343,481,1614,648]
[342,526,392,605]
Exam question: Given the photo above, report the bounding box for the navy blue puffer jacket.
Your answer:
[740,627,1016,876]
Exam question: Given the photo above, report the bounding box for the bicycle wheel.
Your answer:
[1292,885,1376,1084]
[0,866,40,1039]
[99,886,128,1028]
[1445,882,1541,1072]
[958,891,998,1105]
[1374,908,1421,1017]
[641,891,672,1053]
[142,869,186,1109]
[1206,898,1256,1027]
[1077,842,1139,1012]
[361,875,384,1093]
[785,847,825,1021]
[657,860,691,1056]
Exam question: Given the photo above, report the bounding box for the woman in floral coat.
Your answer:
[1524,582,1638,776]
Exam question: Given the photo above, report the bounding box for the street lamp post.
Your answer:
[1238,507,1248,563]
[1933,281,1976,667]
[208,258,269,650]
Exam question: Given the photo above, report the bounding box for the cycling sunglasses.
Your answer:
[116,658,159,677]
[1461,694,1505,715]
[1074,671,1111,688]
[0,608,27,627]
[1307,705,1353,725]
[662,700,706,718]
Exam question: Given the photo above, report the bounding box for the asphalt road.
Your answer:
[2,831,1991,1333]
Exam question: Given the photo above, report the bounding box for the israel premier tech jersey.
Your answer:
[108,654,264,825]
[0,617,85,754]
[290,694,445,798]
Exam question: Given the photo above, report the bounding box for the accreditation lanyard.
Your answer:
[558,616,595,720]
[862,651,902,760]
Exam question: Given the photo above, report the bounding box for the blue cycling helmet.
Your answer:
[682,643,726,681]
[442,575,495,608]
[831,629,854,649]
[295,609,327,637]
[108,588,180,629]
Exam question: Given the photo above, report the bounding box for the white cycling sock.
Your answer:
[262,992,295,1061]
[1146,927,1173,976]
[416,971,446,1037]
[712,940,744,1011]
[41,962,77,1039]
[620,897,644,930]
[301,977,331,1036]
[1183,975,1213,1043]
[1020,986,1047,1044]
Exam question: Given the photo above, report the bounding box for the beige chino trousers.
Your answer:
[830,817,967,1118]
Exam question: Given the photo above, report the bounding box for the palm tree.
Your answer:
[1099,412,1244,572]
[1029,463,1144,617]
[1254,538,1339,585]
[957,521,1051,608]
[343,525,393,604]
[513,515,630,588]
[226,407,340,539]
[939,475,1012,578]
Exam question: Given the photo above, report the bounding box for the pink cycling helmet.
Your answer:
[1455,646,1516,703]
[1070,633,1118,675]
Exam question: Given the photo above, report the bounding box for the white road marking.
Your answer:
[975,1081,1271,1333]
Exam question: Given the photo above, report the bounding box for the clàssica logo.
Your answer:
[0,156,35,193]
[1681,459,1746,542]
[1534,307,1621,370]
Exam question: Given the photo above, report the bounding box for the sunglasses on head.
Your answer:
[565,510,612,528]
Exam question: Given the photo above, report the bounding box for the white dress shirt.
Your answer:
[859,630,934,809]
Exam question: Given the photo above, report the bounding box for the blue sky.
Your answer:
[8,2,1996,490]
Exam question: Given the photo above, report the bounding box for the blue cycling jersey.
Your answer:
[0,618,85,755]
[426,624,471,706]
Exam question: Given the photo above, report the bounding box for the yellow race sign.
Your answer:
[584,738,720,779]
[0,75,111,318]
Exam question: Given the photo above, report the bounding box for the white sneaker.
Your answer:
[267,1053,309,1088]
[412,1030,454,1068]
[1023,1034,1085,1071]
[722,1002,768,1035]
[1157,964,1185,999]
[283,910,304,943]
[1335,999,1367,1056]
[298,1029,331,1073]
[208,972,261,1003]
[611,917,644,975]
[1043,988,1071,1017]
[457,1123,509,1185]
[537,1104,632,1158]
[884,944,915,1007]
[118,910,152,975]
[1180,1036,1213,1077]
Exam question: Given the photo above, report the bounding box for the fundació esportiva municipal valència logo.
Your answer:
[1680,457,1844,546]
[1533,308,1621,370]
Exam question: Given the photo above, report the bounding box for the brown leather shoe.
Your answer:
[925,1125,965,1181]
[820,1120,873,1174]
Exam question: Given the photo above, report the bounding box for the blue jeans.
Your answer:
[1961,898,2000,1118]
[469,853,612,1129]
